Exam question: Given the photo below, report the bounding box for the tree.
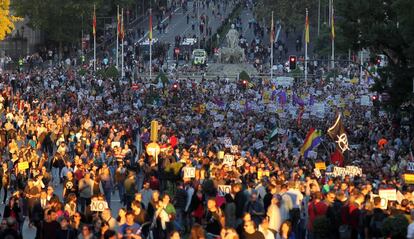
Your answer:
[337,0,414,110]
[0,0,20,40]
[254,0,318,30]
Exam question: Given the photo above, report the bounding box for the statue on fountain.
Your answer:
[218,24,246,64]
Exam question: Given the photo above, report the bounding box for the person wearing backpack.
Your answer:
[369,197,387,239]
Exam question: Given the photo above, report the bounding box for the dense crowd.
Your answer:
[0,54,413,239]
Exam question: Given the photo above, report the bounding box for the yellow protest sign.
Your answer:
[315,162,326,170]
[404,174,414,184]
[217,151,224,159]
[344,110,351,117]
[18,161,29,171]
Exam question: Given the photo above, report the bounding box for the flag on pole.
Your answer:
[305,9,310,44]
[327,113,349,154]
[120,8,124,40]
[331,7,335,39]
[92,5,96,36]
[149,9,153,41]
[270,12,274,44]
[300,128,322,158]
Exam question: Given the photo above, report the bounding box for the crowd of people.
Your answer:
[0,49,413,239]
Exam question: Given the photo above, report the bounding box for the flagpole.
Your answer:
[149,8,152,81]
[121,8,124,78]
[331,1,335,69]
[93,4,96,72]
[270,11,274,81]
[116,5,119,70]
[305,9,308,82]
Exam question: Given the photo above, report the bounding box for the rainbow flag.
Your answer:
[300,128,322,158]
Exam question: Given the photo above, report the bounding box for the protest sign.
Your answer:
[396,191,404,204]
[253,141,264,149]
[111,142,120,148]
[230,145,239,154]
[315,162,326,170]
[314,168,322,178]
[333,166,363,178]
[191,128,200,135]
[223,138,232,148]
[183,167,196,178]
[404,174,414,184]
[223,154,235,166]
[91,200,109,212]
[218,185,232,196]
[18,161,29,171]
[407,162,414,172]
[360,95,371,106]
[379,189,397,201]
[307,151,317,159]
[217,151,224,159]
[274,77,294,87]
[236,157,245,168]
[213,122,221,128]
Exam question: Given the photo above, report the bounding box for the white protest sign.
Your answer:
[91,200,109,212]
[314,168,322,178]
[379,189,397,201]
[360,95,371,106]
[274,77,294,87]
[215,114,225,121]
[183,167,196,178]
[333,166,363,178]
[230,145,239,154]
[397,190,404,204]
[192,128,200,135]
[223,154,235,166]
[307,151,317,159]
[223,138,232,148]
[213,122,221,128]
[407,162,414,172]
[218,185,232,196]
[236,157,245,168]
[253,141,264,149]
[111,142,121,148]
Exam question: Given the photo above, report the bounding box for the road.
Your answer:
[136,1,234,60]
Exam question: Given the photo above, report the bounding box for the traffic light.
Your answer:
[376,58,381,66]
[289,55,297,70]
[372,95,378,101]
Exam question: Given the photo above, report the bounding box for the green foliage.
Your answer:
[206,2,243,54]
[254,0,318,29]
[337,0,414,110]
[105,66,119,79]
[78,68,87,76]
[156,73,168,86]
[382,214,409,239]
[239,70,250,81]
[12,0,135,44]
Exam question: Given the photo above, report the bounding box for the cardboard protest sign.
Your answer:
[333,166,363,178]
[217,151,224,159]
[218,185,232,196]
[91,200,109,212]
[379,189,397,201]
[236,157,245,168]
[223,154,234,166]
[315,162,326,170]
[183,167,196,178]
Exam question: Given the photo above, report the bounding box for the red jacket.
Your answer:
[307,200,328,231]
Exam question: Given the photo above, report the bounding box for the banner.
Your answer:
[404,173,414,184]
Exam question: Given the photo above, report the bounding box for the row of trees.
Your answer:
[255,0,414,110]
[10,0,163,45]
